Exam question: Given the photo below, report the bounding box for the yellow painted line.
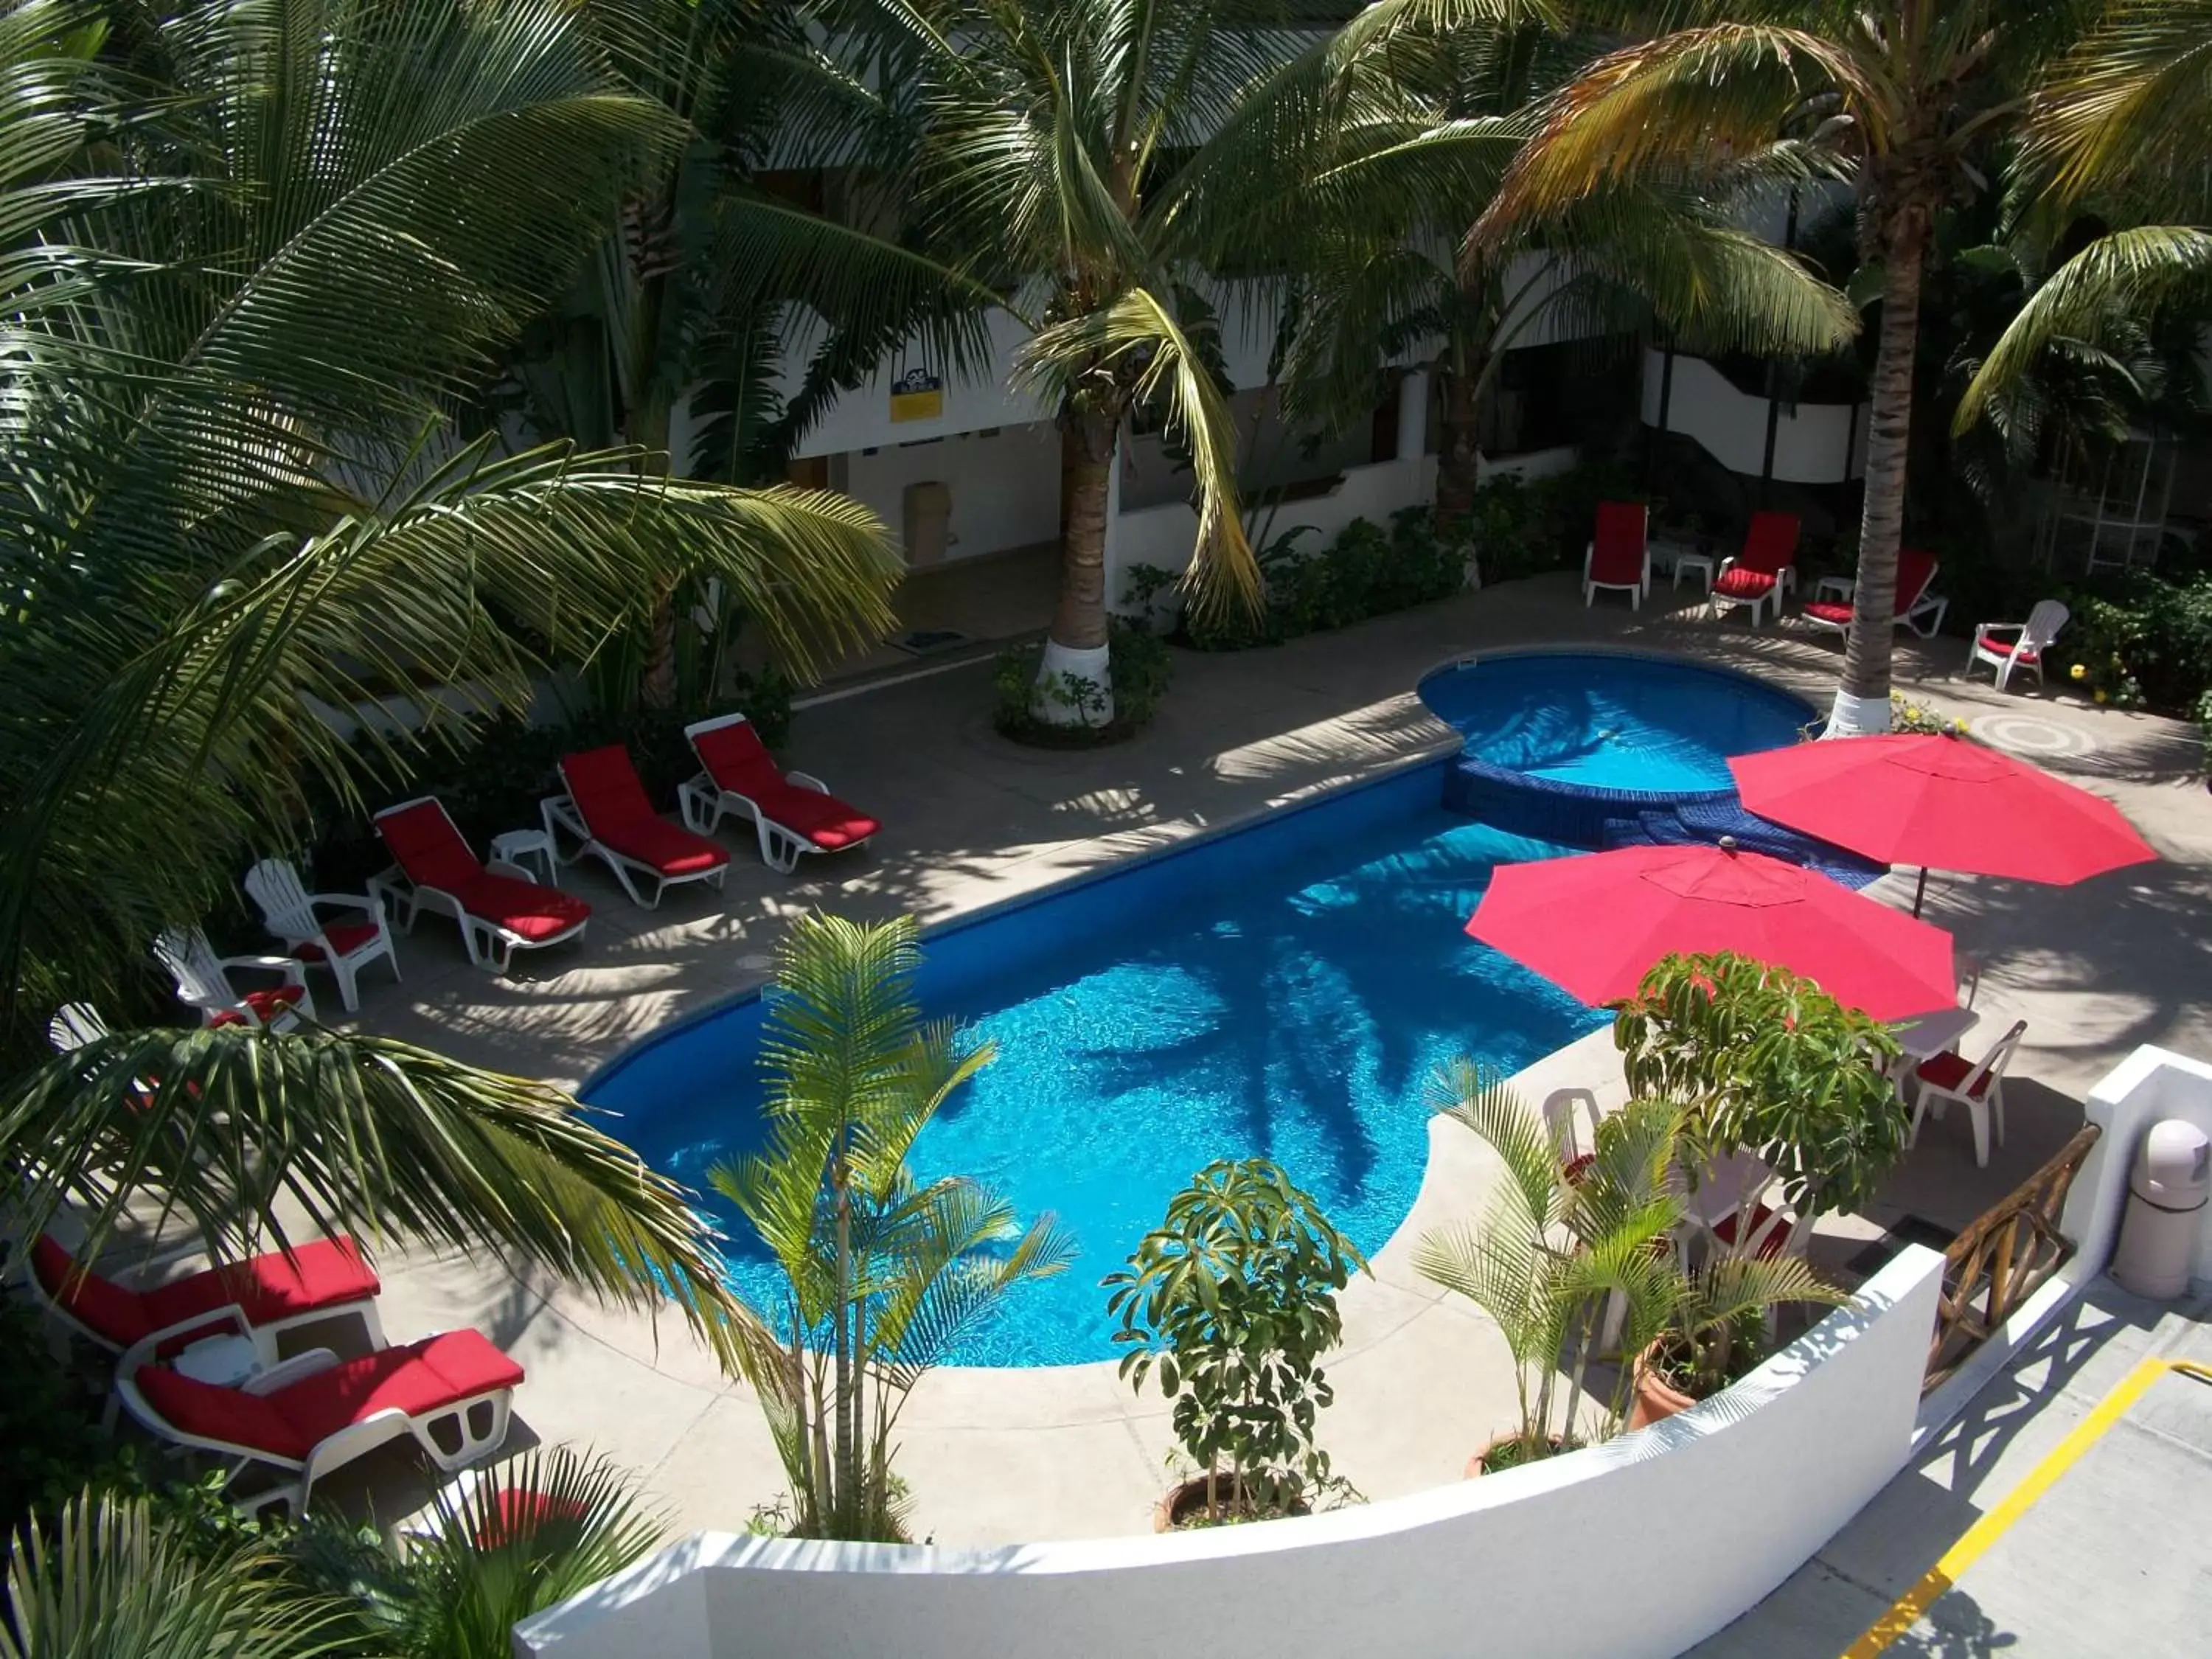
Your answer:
[1843,1357,2212,1658]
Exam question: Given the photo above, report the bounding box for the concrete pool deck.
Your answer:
[306,571,2210,1544]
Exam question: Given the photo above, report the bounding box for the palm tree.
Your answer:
[1474,1,2099,734]
[1955,0,2212,431]
[709,912,1074,1540]
[737,0,1440,718]
[1411,1068,1686,1462]
[0,0,903,1037]
[1278,7,1858,531]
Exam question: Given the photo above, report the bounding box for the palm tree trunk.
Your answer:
[1831,229,1927,737]
[1037,407,1119,723]
[1433,366,1481,530]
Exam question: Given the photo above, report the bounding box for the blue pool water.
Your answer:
[589,763,1604,1366]
[1419,651,1813,792]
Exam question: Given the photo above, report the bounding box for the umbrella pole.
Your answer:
[1912,866,1929,919]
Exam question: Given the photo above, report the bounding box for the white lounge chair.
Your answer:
[1709,512,1801,627]
[153,928,314,1031]
[243,858,399,1014]
[1909,1018,2028,1169]
[542,745,731,908]
[1968,600,2068,694]
[46,1001,112,1051]
[1801,548,1949,641]
[370,797,591,973]
[116,1315,522,1516]
[678,713,882,874]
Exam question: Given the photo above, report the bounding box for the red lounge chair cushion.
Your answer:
[1915,1049,1994,1097]
[563,746,727,877]
[1740,512,1800,573]
[753,782,880,851]
[454,872,591,941]
[1561,1152,1596,1186]
[294,921,381,962]
[1714,567,1778,600]
[274,1329,524,1444]
[692,721,786,799]
[135,1366,310,1458]
[1710,1204,1794,1261]
[1980,639,2039,663]
[474,1489,590,1548]
[35,1235,380,1348]
[207,985,305,1029]
[1588,502,1646,585]
[1896,550,1937,612]
[31,1234,158,1345]
[1804,601,1853,627]
[591,814,728,877]
[377,801,484,893]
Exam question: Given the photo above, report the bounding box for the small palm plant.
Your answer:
[1413,1067,1686,1470]
[1642,1256,1848,1413]
[710,914,1075,1541]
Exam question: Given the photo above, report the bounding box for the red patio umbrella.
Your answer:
[1729,734,2157,914]
[1467,838,1958,1021]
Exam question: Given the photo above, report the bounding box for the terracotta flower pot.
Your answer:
[1628,1340,1700,1430]
[1152,1472,1306,1532]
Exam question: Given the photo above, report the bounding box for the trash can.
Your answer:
[2111,1119,2211,1299]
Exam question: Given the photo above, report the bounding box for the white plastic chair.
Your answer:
[243,859,398,1014]
[1543,1087,1602,1175]
[1909,1019,2028,1169]
[1969,600,2068,693]
[153,928,315,1031]
[46,1001,111,1051]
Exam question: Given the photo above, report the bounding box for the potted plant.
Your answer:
[1627,1254,1848,1428]
[1105,1159,1367,1528]
[1613,952,1907,1248]
[1414,1066,1687,1474]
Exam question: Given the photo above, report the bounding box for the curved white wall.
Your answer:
[516,1247,1944,1659]
[1641,349,1868,484]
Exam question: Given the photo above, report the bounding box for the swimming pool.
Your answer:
[588,761,1604,1366]
[589,652,1813,1367]
[1419,650,1814,793]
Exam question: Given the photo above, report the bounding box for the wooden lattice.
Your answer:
[1924,1122,2102,1393]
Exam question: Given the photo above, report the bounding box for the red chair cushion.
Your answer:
[294,920,382,962]
[273,1329,524,1444]
[195,1237,380,1328]
[751,782,880,851]
[31,1235,155,1345]
[1561,1152,1596,1187]
[1980,639,2039,662]
[206,985,305,1029]
[1740,512,1800,573]
[455,873,591,942]
[473,1489,590,1548]
[134,1366,313,1459]
[1803,601,1853,627]
[1710,1203,1794,1261]
[376,800,484,893]
[1588,501,1646,585]
[1895,549,1938,614]
[560,745,661,835]
[589,814,728,877]
[691,720,786,799]
[1714,567,1778,599]
[1915,1049,1993,1097]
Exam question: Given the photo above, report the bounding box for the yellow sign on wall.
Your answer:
[890,366,944,422]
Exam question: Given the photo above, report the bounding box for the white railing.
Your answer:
[517,1248,1945,1659]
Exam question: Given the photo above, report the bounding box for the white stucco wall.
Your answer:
[2067,1046,2212,1290]
[839,420,1063,564]
[518,1248,1944,1659]
[1641,349,1867,484]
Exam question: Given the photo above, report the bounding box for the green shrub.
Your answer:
[992,616,1174,746]
[0,1291,144,1539]
[2063,571,2212,712]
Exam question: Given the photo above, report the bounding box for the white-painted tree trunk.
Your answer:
[1825,686,1892,737]
[1033,638,1113,726]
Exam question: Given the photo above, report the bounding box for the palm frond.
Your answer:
[1955,226,2212,430]
[0,1026,776,1380]
[1427,1062,1560,1234]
